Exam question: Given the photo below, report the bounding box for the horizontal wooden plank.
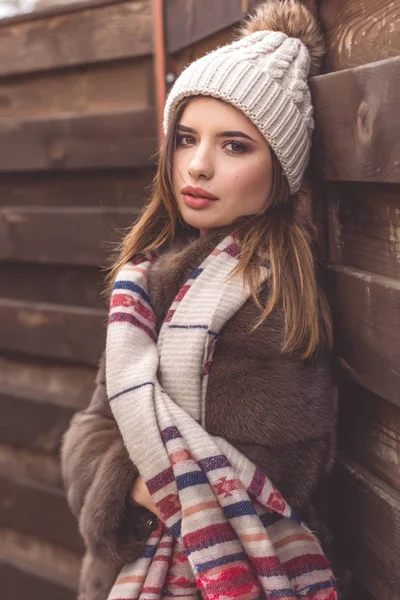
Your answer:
[166,0,243,54]
[0,108,157,171]
[0,0,127,26]
[328,265,400,406]
[334,458,400,600]
[0,57,153,118]
[320,0,400,73]
[0,206,140,266]
[0,443,62,490]
[0,299,106,365]
[0,525,80,592]
[0,168,154,206]
[167,1,318,57]
[0,354,96,411]
[0,476,84,553]
[311,57,400,182]
[0,393,75,453]
[0,562,76,600]
[0,263,104,308]
[326,182,400,279]
[0,0,152,77]
[170,26,235,81]
[338,378,400,492]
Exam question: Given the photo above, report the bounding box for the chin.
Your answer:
[179,207,232,232]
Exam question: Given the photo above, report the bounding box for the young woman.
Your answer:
[62,2,341,599]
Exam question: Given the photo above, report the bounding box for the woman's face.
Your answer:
[172,96,273,235]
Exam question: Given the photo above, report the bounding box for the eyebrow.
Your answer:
[177,124,256,143]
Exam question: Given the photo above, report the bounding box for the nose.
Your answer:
[188,143,214,180]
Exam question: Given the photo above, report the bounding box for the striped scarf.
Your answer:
[105,235,337,600]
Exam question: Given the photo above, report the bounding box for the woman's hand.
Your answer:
[129,475,161,519]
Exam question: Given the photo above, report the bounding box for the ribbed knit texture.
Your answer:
[105,236,337,600]
[163,31,314,193]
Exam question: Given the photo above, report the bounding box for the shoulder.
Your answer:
[214,293,337,407]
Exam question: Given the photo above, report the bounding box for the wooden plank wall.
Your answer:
[311,1,400,598]
[0,1,155,597]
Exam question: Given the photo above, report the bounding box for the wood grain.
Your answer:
[0,392,75,453]
[338,378,400,492]
[0,525,80,592]
[328,265,400,407]
[0,0,127,25]
[311,56,400,183]
[320,0,400,73]
[0,206,140,266]
[166,1,317,55]
[0,354,96,411]
[334,458,400,600]
[0,263,104,308]
[166,0,244,54]
[0,443,62,490]
[0,562,75,600]
[0,476,84,553]
[0,108,157,171]
[0,169,154,206]
[0,57,153,118]
[326,182,400,279]
[0,299,106,365]
[170,26,234,79]
[0,0,152,77]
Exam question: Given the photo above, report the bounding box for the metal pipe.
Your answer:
[154,0,167,142]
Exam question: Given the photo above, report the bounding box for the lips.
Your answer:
[181,186,218,200]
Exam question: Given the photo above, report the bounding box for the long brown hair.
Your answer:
[105,97,332,359]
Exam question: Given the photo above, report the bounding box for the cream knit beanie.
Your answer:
[163,0,325,194]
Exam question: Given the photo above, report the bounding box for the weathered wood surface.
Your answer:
[0,206,139,266]
[0,57,153,118]
[0,0,152,77]
[328,265,400,407]
[0,355,96,411]
[0,108,157,171]
[326,182,400,279]
[0,263,104,308]
[0,562,75,600]
[311,56,400,183]
[334,458,400,600]
[165,0,318,54]
[338,379,400,492]
[0,169,154,206]
[0,299,106,365]
[166,0,246,54]
[0,0,127,25]
[320,0,400,72]
[0,477,83,552]
[0,525,80,591]
[170,26,234,79]
[0,443,62,490]
[0,393,74,453]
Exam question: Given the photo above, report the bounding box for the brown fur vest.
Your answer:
[61,226,338,600]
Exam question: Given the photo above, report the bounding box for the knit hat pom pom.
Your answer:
[239,0,325,76]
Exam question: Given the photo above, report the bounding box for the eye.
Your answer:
[176,134,196,147]
[224,141,248,154]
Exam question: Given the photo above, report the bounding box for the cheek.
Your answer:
[230,160,272,205]
[172,151,190,188]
